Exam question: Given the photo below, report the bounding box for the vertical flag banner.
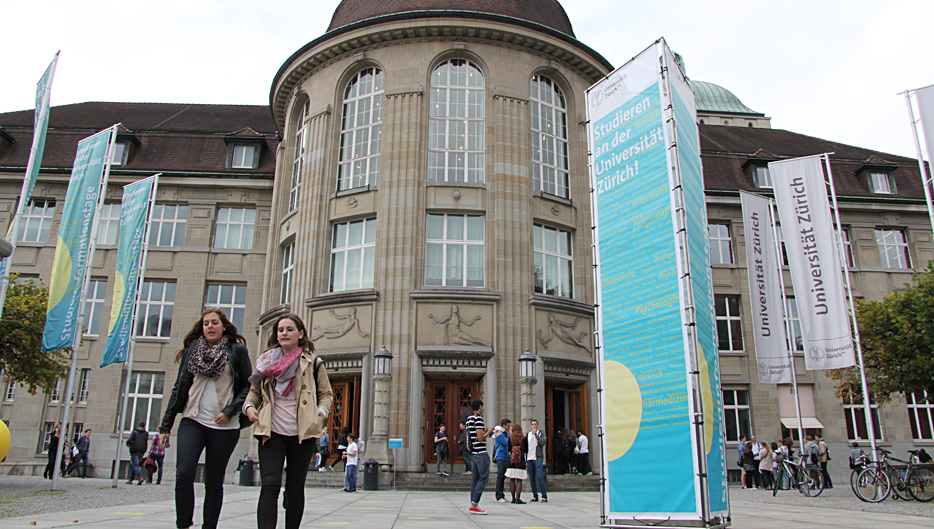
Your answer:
[740,191,791,383]
[588,39,726,525]
[101,176,157,367]
[769,156,855,370]
[42,127,116,352]
[914,85,934,170]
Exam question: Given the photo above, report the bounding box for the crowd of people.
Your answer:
[736,433,833,491]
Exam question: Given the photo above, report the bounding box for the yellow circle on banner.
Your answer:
[107,270,126,335]
[0,420,10,462]
[700,346,714,455]
[605,360,641,461]
[47,237,72,309]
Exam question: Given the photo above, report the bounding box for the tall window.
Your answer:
[723,389,751,443]
[122,372,165,433]
[907,391,934,441]
[330,218,376,292]
[843,396,883,442]
[875,228,911,269]
[533,224,573,297]
[49,369,89,404]
[40,422,56,453]
[753,166,772,189]
[280,243,294,305]
[289,104,307,211]
[425,213,484,287]
[530,75,569,198]
[338,68,383,191]
[785,297,803,352]
[149,204,188,247]
[17,199,55,243]
[868,172,895,194]
[839,228,855,268]
[708,223,733,264]
[77,368,91,403]
[205,284,247,331]
[214,207,256,250]
[4,380,14,401]
[83,280,107,336]
[428,59,484,183]
[715,295,744,352]
[136,281,175,338]
[96,203,121,245]
[50,379,63,403]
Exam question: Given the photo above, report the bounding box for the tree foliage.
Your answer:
[828,263,934,404]
[0,275,69,394]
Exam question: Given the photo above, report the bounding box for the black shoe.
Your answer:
[515,499,526,504]
[530,498,539,502]
[542,498,548,502]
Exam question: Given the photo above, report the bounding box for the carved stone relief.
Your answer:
[536,311,591,354]
[309,306,371,350]
[417,303,492,348]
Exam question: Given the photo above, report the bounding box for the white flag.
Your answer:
[915,86,934,167]
[769,156,855,370]
[740,191,791,383]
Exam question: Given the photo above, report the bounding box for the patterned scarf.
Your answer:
[249,346,302,396]
[186,335,229,378]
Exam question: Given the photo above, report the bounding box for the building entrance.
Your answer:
[424,378,481,468]
[325,377,361,457]
[545,382,588,473]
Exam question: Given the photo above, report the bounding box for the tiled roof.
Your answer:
[0,103,278,176]
[327,0,575,36]
[699,124,924,200]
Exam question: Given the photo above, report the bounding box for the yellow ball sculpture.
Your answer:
[0,419,10,462]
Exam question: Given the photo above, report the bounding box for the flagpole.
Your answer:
[903,91,934,238]
[51,124,120,491]
[0,52,59,321]
[769,199,805,447]
[112,174,159,488]
[822,154,878,457]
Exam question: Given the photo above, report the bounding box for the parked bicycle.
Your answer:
[772,452,824,497]
[852,448,934,503]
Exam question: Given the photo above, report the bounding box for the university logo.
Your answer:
[757,362,769,379]
[807,346,825,362]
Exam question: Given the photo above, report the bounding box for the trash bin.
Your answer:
[363,459,379,491]
[237,455,254,486]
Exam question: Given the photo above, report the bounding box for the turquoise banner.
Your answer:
[101,176,156,367]
[667,45,729,516]
[42,128,114,352]
[589,45,697,517]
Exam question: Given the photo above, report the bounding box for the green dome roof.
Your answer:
[689,80,762,116]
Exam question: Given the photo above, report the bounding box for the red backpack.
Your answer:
[510,444,522,465]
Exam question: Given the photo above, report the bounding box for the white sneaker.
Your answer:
[318,468,326,472]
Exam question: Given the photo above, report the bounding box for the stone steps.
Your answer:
[302,467,600,492]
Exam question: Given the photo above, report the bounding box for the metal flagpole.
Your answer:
[769,199,806,448]
[112,174,159,488]
[822,154,878,457]
[903,90,934,238]
[51,125,120,490]
[0,53,59,320]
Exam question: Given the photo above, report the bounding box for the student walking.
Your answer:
[159,308,253,529]
[147,432,169,484]
[493,425,509,503]
[527,419,548,502]
[465,399,493,515]
[434,425,450,476]
[44,423,61,480]
[342,433,359,492]
[244,313,333,529]
[126,421,149,485]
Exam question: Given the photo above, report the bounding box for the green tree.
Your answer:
[828,262,934,404]
[0,275,69,394]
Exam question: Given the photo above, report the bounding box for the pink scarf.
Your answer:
[251,347,302,396]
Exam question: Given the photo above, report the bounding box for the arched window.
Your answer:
[530,75,569,198]
[289,102,307,212]
[338,67,384,191]
[428,59,484,183]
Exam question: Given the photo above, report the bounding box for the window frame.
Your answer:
[428,59,485,184]
[907,391,934,441]
[280,243,295,306]
[329,218,377,292]
[83,279,107,337]
[17,198,56,243]
[722,388,752,443]
[875,228,911,269]
[715,295,744,352]
[425,213,485,287]
[96,203,121,246]
[229,144,258,170]
[205,284,248,332]
[337,68,384,191]
[111,142,129,166]
[135,280,175,339]
[708,223,734,265]
[289,104,307,211]
[121,371,165,434]
[785,297,804,352]
[868,172,896,195]
[843,396,883,442]
[530,75,570,198]
[752,165,773,189]
[533,223,573,298]
[213,207,256,250]
[148,204,189,247]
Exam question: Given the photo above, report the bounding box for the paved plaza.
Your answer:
[0,477,932,528]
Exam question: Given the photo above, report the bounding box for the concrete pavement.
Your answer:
[1,484,933,529]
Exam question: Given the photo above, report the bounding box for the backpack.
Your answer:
[128,430,148,454]
[809,451,819,465]
[510,444,522,465]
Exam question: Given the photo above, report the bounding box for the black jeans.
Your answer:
[44,448,57,478]
[495,458,509,500]
[175,418,240,529]
[258,432,317,529]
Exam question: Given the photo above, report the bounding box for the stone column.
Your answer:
[367,371,392,470]
[520,375,537,432]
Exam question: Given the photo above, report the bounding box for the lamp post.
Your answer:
[519,349,537,430]
[368,345,393,469]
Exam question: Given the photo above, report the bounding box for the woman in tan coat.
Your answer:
[244,313,333,529]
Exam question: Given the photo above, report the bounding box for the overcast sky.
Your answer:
[2,0,932,158]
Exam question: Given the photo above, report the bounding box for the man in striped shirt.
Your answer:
[465,398,494,515]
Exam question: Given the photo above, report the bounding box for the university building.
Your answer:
[1,0,932,484]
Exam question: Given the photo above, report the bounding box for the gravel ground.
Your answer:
[2,475,932,520]
[730,483,934,518]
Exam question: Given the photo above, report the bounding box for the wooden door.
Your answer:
[424,379,481,466]
[325,377,361,453]
[545,383,588,466]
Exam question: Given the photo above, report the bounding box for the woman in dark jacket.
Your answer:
[742,442,759,490]
[158,308,252,529]
[506,424,529,504]
[43,423,61,479]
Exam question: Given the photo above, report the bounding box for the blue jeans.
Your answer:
[528,459,547,499]
[468,452,490,506]
[495,459,509,500]
[149,454,165,483]
[129,453,143,480]
[345,464,358,491]
[67,452,88,477]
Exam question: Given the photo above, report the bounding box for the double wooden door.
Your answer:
[544,382,588,466]
[424,379,481,466]
[325,377,361,454]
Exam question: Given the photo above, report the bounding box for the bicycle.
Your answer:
[772,454,824,497]
[852,448,934,503]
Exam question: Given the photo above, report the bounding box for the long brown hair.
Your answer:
[265,313,314,352]
[175,308,246,363]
